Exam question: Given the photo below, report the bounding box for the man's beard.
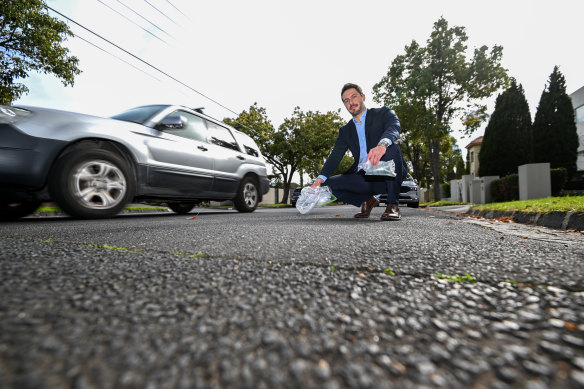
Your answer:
[350,104,363,117]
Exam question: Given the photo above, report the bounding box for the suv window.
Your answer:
[163,110,208,142]
[206,121,240,151]
[112,105,167,124]
[243,145,259,157]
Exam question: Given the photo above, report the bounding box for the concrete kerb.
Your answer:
[464,208,584,232]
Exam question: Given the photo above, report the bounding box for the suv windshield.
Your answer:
[111,105,167,124]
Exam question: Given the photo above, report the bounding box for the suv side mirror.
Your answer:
[160,115,184,130]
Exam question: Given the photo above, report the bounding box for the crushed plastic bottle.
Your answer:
[295,186,337,214]
[357,160,396,176]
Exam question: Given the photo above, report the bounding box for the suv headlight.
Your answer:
[0,105,31,124]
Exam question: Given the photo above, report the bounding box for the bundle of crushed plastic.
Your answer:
[295,186,337,214]
[357,159,396,176]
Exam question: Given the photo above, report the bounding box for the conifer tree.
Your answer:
[479,80,532,177]
[532,66,579,178]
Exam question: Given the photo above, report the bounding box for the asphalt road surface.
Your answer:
[1,205,583,388]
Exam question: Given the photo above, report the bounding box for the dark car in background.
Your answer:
[0,104,270,220]
[290,187,302,206]
[378,173,420,208]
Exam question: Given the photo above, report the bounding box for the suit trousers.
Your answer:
[324,143,404,207]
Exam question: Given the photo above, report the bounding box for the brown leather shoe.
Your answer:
[381,204,401,221]
[354,196,379,218]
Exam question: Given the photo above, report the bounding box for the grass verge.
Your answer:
[470,196,584,213]
[422,200,469,207]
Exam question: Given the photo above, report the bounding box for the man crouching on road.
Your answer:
[311,83,405,220]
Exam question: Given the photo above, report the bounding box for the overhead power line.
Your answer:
[165,0,187,19]
[46,5,240,117]
[74,34,162,82]
[114,0,175,41]
[144,0,181,28]
[96,0,168,45]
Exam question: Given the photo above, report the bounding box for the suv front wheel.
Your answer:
[49,147,135,219]
[233,177,259,213]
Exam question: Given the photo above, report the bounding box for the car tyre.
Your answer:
[407,202,419,208]
[49,146,135,219]
[168,202,198,214]
[0,198,42,221]
[233,177,258,213]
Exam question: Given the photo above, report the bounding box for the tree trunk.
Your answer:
[281,183,290,204]
[280,169,296,204]
[430,138,441,200]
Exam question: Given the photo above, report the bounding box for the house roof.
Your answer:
[465,136,483,149]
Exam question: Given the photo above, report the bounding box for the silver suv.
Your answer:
[0,104,270,220]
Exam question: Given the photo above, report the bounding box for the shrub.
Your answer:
[491,174,519,202]
[551,168,568,196]
[491,169,567,201]
[441,182,451,198]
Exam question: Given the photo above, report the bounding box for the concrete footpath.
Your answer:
[430,205,584,232]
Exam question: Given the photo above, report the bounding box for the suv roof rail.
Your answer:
[192,107,205,113]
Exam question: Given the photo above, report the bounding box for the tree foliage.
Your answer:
[372,17,508,198]
[0,0,81,104]
[532,66,579,178]
[479,80,532,177]
[225,104,344,203]
[442,137,465,182]
[391,101,433,186]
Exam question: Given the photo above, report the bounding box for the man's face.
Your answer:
[342,88,366,117]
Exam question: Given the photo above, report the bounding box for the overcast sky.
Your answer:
[16,0,584,150]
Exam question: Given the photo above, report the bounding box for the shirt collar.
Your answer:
[352,108,367,126]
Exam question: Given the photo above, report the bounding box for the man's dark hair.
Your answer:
[341,83,363,97]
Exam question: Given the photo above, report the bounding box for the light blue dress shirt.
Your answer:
[355,109,368,164]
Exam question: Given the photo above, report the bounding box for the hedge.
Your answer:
[490,168,568,202]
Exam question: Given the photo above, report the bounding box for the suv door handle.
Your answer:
[237,155,246,160]
[198,146,208,151]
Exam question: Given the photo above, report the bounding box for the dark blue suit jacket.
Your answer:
[319,107,401,178]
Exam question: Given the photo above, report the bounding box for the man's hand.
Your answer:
[311,177,324,189]
[366,145,387,166]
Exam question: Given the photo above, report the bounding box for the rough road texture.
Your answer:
[1,206,583,388]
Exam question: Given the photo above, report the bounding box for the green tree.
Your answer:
[331,154,354,176]
[442,137,465,181]
[0,0,81,103]
[373,17,508,199]
[532,66,579,179]
[479,80,532,177]
[392,101,433,187]
[291,108,345,180]
[225,104,344,204]
[454,146,466,179]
